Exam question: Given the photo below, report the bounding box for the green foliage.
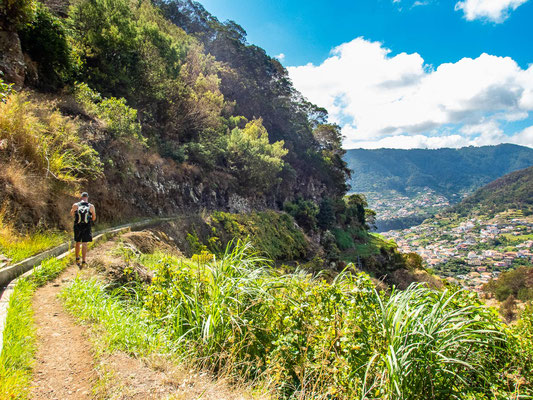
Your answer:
[317,197,335,230]
[156,0,350,200]
[68,0,141,97]
[450,166,533,217]
[403,252,424,270]
[0,0,35,30]
[283,198,319,231]
[332,228,355,251]
[19,2,73,89]
[345,194,367,227]
[484,266,533,302]
[320,229,340,261]
[74,83,145,145]
[0,78,13,103]
[61,277,168,355]
[209,211,309,261]
[514,304,533,380]
[0,227,67,264]
[0,278,35,399]
[362,286,507,399]
[0,92,103,183]
[225,118,288,193]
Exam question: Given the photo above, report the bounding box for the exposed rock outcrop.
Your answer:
[0,31,25,89]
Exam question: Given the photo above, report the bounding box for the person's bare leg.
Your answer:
[75,242,81,260]
[81,243,88,263]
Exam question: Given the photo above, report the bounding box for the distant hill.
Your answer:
[344,144,533,199]
[448,166,533,217]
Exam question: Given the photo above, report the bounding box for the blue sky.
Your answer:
[200,0,533,149]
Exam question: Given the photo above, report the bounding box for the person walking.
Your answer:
[70,192,96,268]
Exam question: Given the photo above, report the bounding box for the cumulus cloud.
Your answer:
[455,0,529,23]
[287,38,533,149]
[275,53,285,61]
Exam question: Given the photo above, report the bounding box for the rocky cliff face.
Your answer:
[0,31,26,89]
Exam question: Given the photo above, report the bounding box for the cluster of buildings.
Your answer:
[383,212,533,291]
[367,188,450,221]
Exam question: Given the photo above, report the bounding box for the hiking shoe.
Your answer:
[76,257,81,267]
[81,261,87,269]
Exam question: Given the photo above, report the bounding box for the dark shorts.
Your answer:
[74,224,92,243]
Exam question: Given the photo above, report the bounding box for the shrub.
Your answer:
[0,0,35,30]
[226,118,287,193]
[484,266,533,302]
[0,92,103,183]
[19,2,73,89]
[332,228,355,251]
[60,241,529,399]
[0,78,13,103]
[317,197,335,230]
[74,83,145,146]
[209,211,309,261]
[283,198,319,231]
[362,286,507,399]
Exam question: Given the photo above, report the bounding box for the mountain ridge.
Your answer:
[344,143,533,199]
[447,165,533,217]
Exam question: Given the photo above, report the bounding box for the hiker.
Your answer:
[70,192,96,268]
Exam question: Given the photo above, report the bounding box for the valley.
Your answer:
[364,188,451,231]
[0,0,533,398]
[383,210,533,291]
[345,145,533,231]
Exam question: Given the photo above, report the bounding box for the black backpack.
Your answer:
[75,201,92,225]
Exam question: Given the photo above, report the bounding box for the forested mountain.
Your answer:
[344,144,533,198]
[448,166,533,217]
[0,0,348,226]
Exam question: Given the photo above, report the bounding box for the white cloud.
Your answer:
[275,53,285,61]
[287,37,533,149]
[455,0,529,23]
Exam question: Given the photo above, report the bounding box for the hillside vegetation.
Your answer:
[0,0,348,228]
[448,166,533,217]
[344,145,533,198]
[55,237,532,399]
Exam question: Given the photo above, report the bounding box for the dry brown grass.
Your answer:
[0,162,46,206]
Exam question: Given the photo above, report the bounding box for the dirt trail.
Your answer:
[31,265,95,400]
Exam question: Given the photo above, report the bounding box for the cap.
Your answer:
[81,192,89,198]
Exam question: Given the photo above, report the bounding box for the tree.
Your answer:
[313,124,343,153]
[404,252,424,270]
[500,295,517,323]
[19,3,73,89]
[345,194,368,227]
[284,198,319,231]
[226,118,288,193]
[317,197,335,230]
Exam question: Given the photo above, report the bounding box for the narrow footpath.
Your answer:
[30,265,95,400]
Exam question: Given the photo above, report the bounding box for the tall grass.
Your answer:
[361,286,506,399]
[0,92,103,183]
[0,257,69,399]
[0,279,35,400]
[0,208,68,264]
[59,241,527,399]
[60,278,169,356]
